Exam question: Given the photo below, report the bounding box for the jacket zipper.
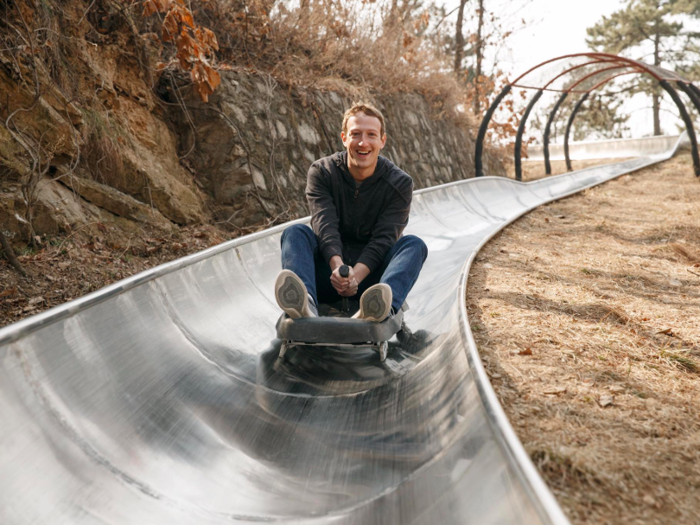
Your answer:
[353,187,360,237]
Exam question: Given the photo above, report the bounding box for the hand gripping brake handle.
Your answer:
[339,265,350,313]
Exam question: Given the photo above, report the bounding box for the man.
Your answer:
[274,102,427,322]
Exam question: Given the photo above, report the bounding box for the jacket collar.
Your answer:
[333,151,390,191]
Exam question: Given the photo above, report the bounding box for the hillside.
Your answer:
[0,0,505,324]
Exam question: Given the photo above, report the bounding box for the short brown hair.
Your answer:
[342,102,386,137]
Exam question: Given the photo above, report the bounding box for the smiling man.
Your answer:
[274,102,428,322]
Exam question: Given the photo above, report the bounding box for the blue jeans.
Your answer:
[280,224,428,312]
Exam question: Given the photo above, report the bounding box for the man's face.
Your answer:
[341,113,386,176]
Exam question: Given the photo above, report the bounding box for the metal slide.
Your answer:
[0,135,686,525]
[528,134,682,161]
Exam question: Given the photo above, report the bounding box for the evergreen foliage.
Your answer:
[586,0,700,136]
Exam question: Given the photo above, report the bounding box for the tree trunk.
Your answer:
[388,0,399,25]
[653,18,661,136]
[453,0,468,73]
[473,0,485,115]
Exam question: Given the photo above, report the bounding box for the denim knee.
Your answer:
[400,235,428,262]
[281,224,316,246]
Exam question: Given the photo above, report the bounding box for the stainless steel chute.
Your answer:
[0,134,686,524]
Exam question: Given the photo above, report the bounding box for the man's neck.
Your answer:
[346,159,377,183]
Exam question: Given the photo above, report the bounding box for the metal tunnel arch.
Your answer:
[474,53,700,181]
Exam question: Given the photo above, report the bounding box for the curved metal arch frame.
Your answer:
[510,52,672,87]
[678,81,700,115]
[660,80,700,177]
[514,90,544,181]
[558,74,699,176]
[542,66,645,178]
[475,53,700,180]
[560,70,641,173]
[543,92,568,175]
[517,66,642,181]
[676,81,700,176]
[563,93,591,173]
[534,58,631,94]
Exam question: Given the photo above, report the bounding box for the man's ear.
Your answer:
[341,131,347,144]
[380,134,387,149]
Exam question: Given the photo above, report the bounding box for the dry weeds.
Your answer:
[198,0,471,119]
[0,222,255,329]
[468,151,700,524]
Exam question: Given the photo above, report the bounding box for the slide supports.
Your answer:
[514,89,544,182]
[475,85,511,177]
[677,81,700,124]
[688,83,700,105]
[564,93,590,172]
[660,80,700,177]
[543,92,569,175]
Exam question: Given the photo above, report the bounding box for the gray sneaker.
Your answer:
[275,270,317,319]
[352,284,392,322]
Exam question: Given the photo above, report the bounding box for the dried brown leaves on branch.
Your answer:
[142,0,221,101]
[136,0,529,136]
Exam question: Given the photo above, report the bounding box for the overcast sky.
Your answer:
[493,0,625,77]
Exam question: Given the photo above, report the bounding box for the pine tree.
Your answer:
[586,0,700,135]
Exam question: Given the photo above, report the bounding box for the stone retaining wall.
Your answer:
[167,71,506,227]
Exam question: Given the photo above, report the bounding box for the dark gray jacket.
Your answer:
[306,151,413,273]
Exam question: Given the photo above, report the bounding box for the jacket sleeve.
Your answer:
[356,177,412,273]
[306,162,344,264]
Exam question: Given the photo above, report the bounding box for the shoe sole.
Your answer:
[275,270,307,319]
[357,284,392,322]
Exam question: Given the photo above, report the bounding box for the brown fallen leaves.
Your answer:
[598,394,613,408]
[670,242,700,264]
[0,289,17,299]
[544,386,567,395]
[0,224,229,329]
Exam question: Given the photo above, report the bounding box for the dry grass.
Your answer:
[467,151,700,524]
[196,0,475,123]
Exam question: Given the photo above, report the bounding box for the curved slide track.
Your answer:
[0,135,686,525]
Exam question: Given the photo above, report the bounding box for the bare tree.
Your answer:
[453,0,470,73]
[473,0,485,114]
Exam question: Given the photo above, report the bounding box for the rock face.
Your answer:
[166,71,506,228]
[65,177,174,230]
[0,11,504,246]
[0,6,208,244]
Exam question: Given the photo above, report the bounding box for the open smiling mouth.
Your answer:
[356,150,371,157]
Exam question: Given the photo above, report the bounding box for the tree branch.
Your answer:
[0,231,27,277]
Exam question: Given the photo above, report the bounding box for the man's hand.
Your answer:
[331,265,358,297]
[329,257,370,297]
